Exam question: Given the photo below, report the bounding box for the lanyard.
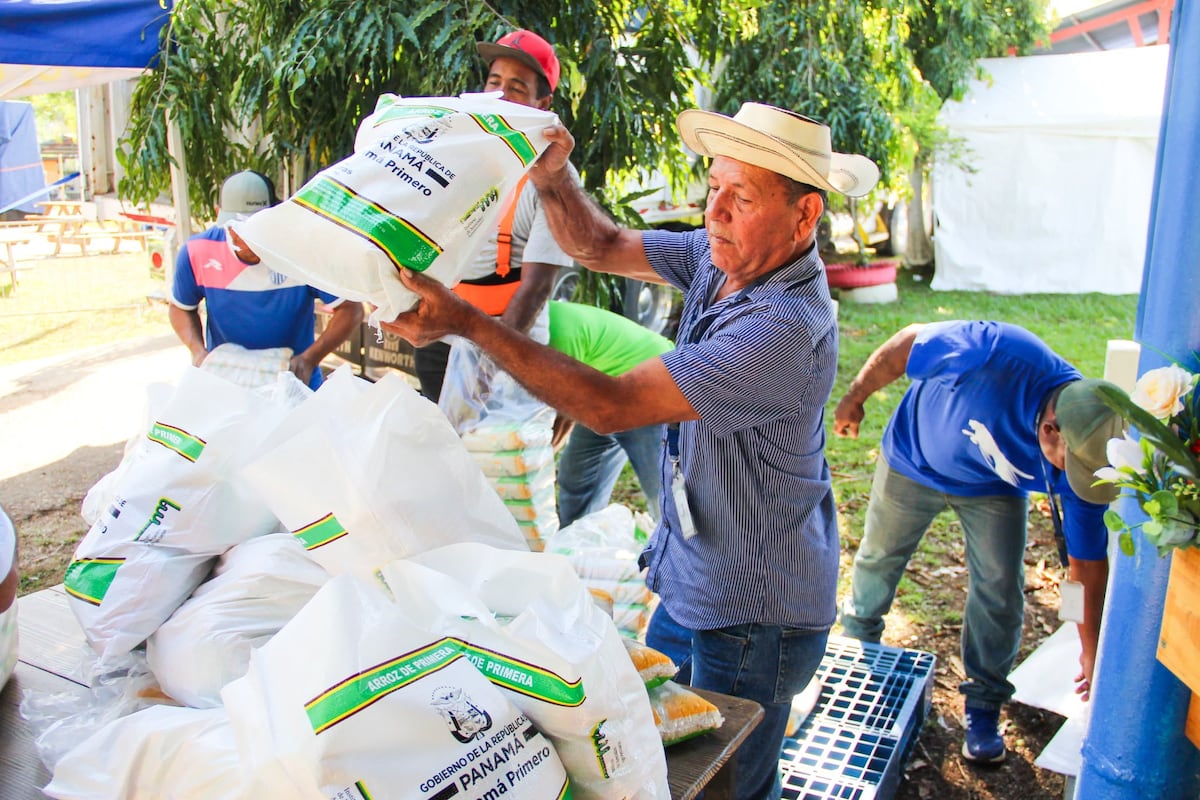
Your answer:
[1040,458,1070,568]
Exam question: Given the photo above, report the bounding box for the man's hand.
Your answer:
[189,347,208,367]
[833,394,865,438]
[288,353,316,385]
[528,125,576,188]
[382,268,479,347]
[1075,652,1095,701]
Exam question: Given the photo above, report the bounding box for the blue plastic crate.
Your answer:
[780,636,936,800]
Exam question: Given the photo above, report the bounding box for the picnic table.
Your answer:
[0,227,37,293]
[1,585,762,799]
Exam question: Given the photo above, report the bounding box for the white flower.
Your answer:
[1094,466,1127,483]
[1130,365,1197,420]
[1106,434,1147,474]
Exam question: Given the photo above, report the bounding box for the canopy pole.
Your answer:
[1076,2,1200,795]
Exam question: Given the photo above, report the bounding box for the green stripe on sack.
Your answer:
[293,177,442,272]
[461,642,586,707]
[146,422,206,462]
[305,640,462,734]
[369,103,455,127]
[293,512,348,551]
[63,558,125,606]
[469,114,538,166]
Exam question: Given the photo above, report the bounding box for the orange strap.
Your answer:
[453,174,529,314]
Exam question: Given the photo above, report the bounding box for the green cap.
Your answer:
[1056,378,1127,505]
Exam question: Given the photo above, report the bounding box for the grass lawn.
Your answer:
[0,247,170,366]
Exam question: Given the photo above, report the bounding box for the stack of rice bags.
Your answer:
[63,367,312,672]
[545,504,655,638]
[440,339,560,550]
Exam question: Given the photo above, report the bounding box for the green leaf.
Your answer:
[1119,531,1136,556]
[1150,489,1179,517]
[1103,509,1127,532]
[1144,520,1163,536]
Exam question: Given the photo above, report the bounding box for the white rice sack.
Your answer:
[222,573,570,800]
[0,508,16,688]
[147,534,330,708]
[243,372,525,581]
[237,93,557,327]
[200,343,293,389]
[647,681,724,746]
[65,368,310,668]
[399,543,670,799]
[43,705,244,800]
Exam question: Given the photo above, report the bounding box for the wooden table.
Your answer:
[2,586,762,799]
[0,228,36,292]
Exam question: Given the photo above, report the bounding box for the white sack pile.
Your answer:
[243,368,527,582]
[63,368,310,669]
[237,93,557,327]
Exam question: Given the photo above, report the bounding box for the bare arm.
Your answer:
[529,126,660,283]
[500,261,558,333]
[168,303,208,367]
[832,323,926,438]
[384,268,698,433]
[1070,556,1109,701]
[291,300,364,384]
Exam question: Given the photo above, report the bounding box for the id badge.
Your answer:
[1059,579,1085,623]
[671,464,698,540]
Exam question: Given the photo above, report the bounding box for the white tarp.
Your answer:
[932,47,1169,295]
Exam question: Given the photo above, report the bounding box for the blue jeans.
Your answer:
[647,605,828,799]
[557,423,664,527]
[840,454,1026,710]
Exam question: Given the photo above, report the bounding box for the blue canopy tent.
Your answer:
[0,0,190,235]
[0,0,171,98]
[0,101,48,213]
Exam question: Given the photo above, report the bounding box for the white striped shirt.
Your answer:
[641,228,840,631]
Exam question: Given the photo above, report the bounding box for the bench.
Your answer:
[55,228,158,256]
[0,230,35,294]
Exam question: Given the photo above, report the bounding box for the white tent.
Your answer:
[931,46,1169,295]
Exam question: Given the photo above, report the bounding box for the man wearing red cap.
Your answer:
[413,29,577,402]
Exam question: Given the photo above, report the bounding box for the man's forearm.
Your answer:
[168,304,207,364]
[1072,556,1109,671]
[844,324,924,404]
[532,168,657,282]
[499,263,558,333]
[298,301,364,367]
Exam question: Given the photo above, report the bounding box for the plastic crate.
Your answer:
[780,636,936,800]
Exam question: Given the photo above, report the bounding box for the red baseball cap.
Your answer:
[476,29,560,93]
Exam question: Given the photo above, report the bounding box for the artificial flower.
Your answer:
[1129,365,1197,421]
[1094,365,1200,556]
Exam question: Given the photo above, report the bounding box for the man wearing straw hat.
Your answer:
[385,103,878,799]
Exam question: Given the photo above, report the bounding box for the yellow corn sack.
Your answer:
[647,681,724,746]
[622,639,677,689]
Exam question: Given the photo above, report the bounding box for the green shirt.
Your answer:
[547,301,673,376]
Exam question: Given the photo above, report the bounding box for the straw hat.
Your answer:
[677,103,879,198]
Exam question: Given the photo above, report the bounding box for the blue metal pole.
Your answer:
[1076,2,1200,796]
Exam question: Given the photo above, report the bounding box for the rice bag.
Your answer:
[237,93,558,327]
[65,368,309,669]
[0,508,16,688]
[390,544,670,799]
[147,533,330,708]
[646,681,724,746]
[242,371,525,581]
[222,573,571,800]
[622,640,677,689]
[42,706,244,800]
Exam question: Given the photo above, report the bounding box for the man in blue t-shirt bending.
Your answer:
[834,320,1123,765]
[169,170,362,389]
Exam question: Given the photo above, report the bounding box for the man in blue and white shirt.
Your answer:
[834,320,1122,765]
[385,102,879,799]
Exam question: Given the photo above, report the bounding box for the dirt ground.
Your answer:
[2,334,1075,799]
